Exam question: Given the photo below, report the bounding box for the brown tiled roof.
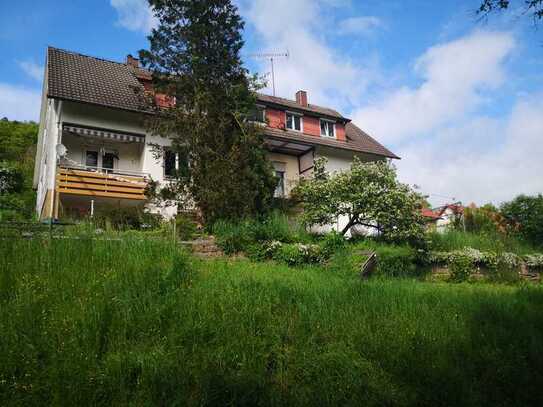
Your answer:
[345,123,399,159]
[46,46,398,159]
[47,47,147,113]
[263,126,399,158]
[256,93,345,120]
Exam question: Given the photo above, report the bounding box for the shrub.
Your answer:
[524,254,543,272]
[175,214,198,240]
[93,206,163,231]
[212,212,305,254]
[375,245,418,277]
[449,253,474,282]
[319,231,347,257]
[273,242,322,266]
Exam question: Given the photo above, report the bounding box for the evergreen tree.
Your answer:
[139,0,276,223]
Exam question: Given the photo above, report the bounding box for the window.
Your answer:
[274,170,285,197]
[164,149,177,178]
[320,120,335,138]
[102,152,116,172]
[164,149,189,178]
[249,105,266,123]
[85,150,98,168]
[286,112,302,131]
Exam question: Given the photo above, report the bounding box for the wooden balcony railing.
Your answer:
[56,167,148,200]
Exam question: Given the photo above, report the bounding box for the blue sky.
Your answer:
[1,0,542,205]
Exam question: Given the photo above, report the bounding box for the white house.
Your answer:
[34,47,398,228]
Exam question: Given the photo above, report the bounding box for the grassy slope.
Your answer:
[1,238,543,406]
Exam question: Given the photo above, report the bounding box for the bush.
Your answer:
[212,212,306,254]
[375,245,418,277]
[273,242,322,266]
[175,214,198,240]
[429,247,526,283]
[449,254,475,282]
[501,194,543,247]
[525,254,543,272]
[93,206,163,231]
[319,231,347,257]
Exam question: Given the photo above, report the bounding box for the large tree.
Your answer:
[478,1,543,22]
[139,0,276,223]
[500,194,543,246]
[0,118,38,220]
[294,157,426,244]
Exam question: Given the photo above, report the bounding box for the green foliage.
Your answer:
[272,242,322,266]
[449,253,475,282]
[352,240,425,278]
[500,194,543,247]
[212,212,306,254]
[463,205,504,234]
[92,206,163,231]
[429,248,526,283]
[375,245,418,277]
[175,214,198,240]
[524,254,543,271]
[2,236,543,405]
[427,229,537,255]
[319,230,347,257]
[478,0,543,21]
[294,157,426,244]
[140,0,276,224]
[0,119,38,221]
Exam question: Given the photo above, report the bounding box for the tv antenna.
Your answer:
[247,51,289,96]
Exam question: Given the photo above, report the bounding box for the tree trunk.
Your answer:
[340,216,357,236]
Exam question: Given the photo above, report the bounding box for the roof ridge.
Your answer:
[256,92,346,119]
[48,46,130,67]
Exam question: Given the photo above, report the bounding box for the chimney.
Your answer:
[296,90,308,107]
[126,54,139,68]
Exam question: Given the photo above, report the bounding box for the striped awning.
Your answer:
[63,123,145,143]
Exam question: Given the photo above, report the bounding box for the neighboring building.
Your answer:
[34,47,398,227]
[420,207,442,230]
[420,203,464,232]
[435,203,464,232]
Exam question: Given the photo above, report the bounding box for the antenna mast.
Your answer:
[247,51,289,96]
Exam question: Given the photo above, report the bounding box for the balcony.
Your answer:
[56,166,149,201]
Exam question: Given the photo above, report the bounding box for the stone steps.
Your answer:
[180,235,224,258]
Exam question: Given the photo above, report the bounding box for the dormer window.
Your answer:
[320,119,335,138]
[286,112,302,131]
[249,105,266,123]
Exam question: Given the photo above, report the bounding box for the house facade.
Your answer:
[34,47,398,227]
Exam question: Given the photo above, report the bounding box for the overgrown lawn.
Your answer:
[1,237,542,406]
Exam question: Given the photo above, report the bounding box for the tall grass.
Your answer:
[428,229,538,254]
[1,236,543,405]
[212,211,310,254]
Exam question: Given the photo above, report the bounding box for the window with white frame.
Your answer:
[320,120,335,138]
[286,112,302,131]
[164,148,189,178]
[272,161,287,197]
[274,170,285,197]
[249,105,266,123]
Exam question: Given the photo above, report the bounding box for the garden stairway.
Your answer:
[180,235,224,258]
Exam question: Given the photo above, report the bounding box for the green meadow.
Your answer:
[1,237,543,406]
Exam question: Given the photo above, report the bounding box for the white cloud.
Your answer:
[337,16,384,36]
[240,0,376,109]
[17,60,44,82]
[0,83,41,121]
[110,0,157,33]
[396,93,543,206]
[353,31,515,144]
